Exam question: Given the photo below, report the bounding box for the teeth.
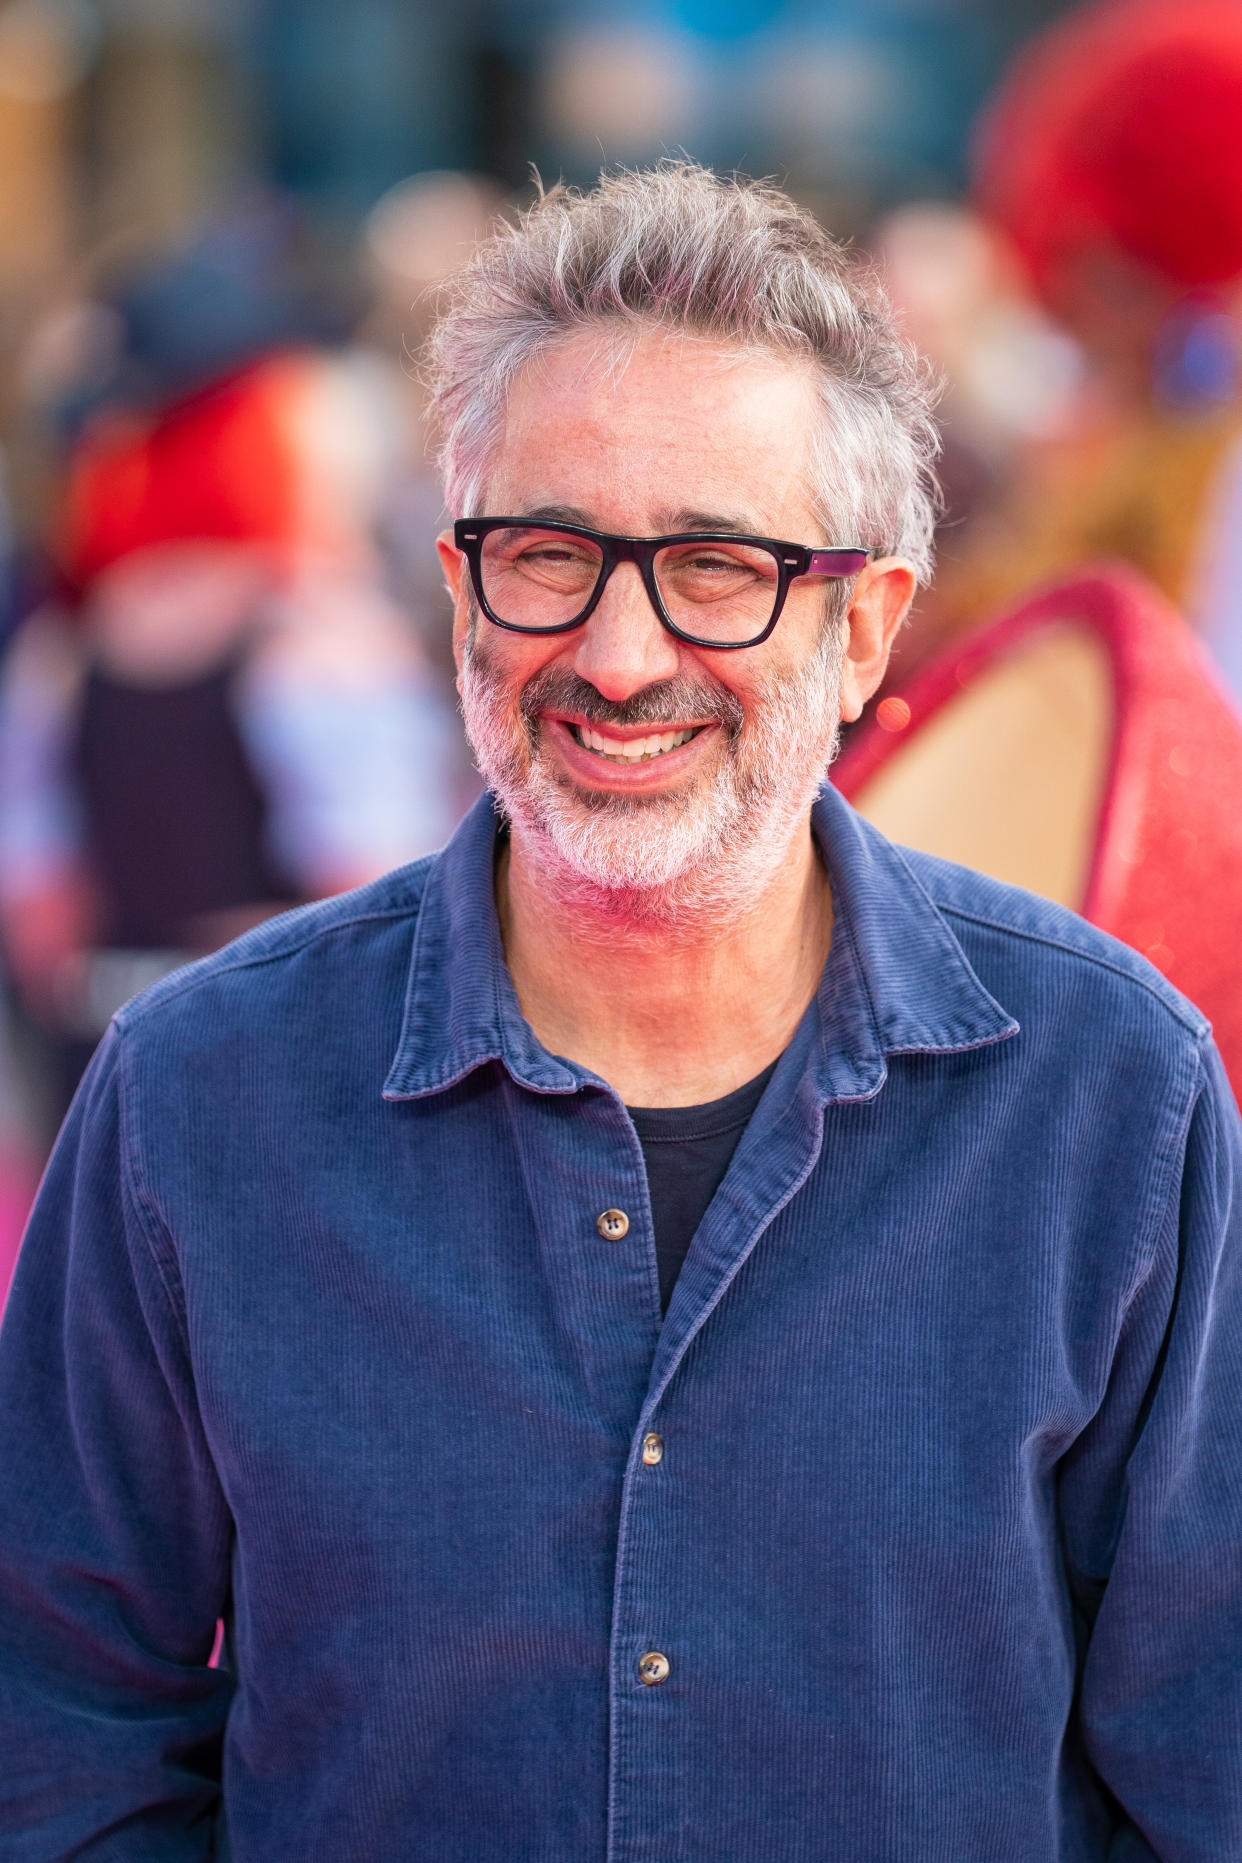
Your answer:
[576,724,699,762]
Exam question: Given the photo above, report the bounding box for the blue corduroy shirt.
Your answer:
[2,783,1241,1862]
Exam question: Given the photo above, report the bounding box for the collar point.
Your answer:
[884,1013,1021,1056]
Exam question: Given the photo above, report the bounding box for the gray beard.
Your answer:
[457,624,844,931]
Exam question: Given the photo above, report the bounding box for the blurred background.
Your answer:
[3,0,1242,1290]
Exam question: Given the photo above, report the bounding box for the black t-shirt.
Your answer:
[627,1059,779,1314]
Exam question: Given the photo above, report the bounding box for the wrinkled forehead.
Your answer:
[484,323,823,536]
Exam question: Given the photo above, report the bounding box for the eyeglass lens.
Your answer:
[478,526,782,644]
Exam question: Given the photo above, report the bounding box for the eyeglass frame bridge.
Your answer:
[453,518,872,650]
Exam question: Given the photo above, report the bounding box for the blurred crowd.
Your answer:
[899,0,1242,682]
[0,175,500,1264]
[3,0,1242,1284]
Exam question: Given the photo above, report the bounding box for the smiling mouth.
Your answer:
[568,722,705,764]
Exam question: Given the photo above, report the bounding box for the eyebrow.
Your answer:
[509,503,770,536]
[662,507,764,535]
[512,503,597,527]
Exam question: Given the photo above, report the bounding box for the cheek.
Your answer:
[465,625,569,719]
[690,648,774,720]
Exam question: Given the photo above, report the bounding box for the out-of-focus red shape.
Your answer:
[57,354,316,592]
[0,1150,39,1311]
[875,695,912,734]
[835,564,1242,1098]
[974,0,1242,298]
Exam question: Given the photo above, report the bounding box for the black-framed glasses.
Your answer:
[454,518,871,650]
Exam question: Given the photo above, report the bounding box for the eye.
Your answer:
[683,551,749,573]
[519,543,592,566]
[484,528,600,577]
[657,542,776,583]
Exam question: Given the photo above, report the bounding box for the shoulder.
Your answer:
[899,843,1210,1044]
[113,854,436,1042]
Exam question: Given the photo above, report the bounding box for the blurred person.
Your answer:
[0,227,465,1124]
[874,201,1088,671]
[360,169,507,685]
[2,163,1242,1861]
[958,0,1242,699]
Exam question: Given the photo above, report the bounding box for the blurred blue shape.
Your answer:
[114,213,321,399]
[667,0,787,39]
[1155,307,1242,411]
[55,203,350,438]
[249,0,473,209]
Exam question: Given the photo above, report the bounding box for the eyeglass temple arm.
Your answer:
[807,549,871,577]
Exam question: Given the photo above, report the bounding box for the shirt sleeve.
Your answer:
[1070,1037,1242,1860]
[0,1024,233,1857]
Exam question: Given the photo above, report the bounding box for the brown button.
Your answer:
[642,1432,664,1466]
[597,1208,630,1241]
[638,1650,670,1685]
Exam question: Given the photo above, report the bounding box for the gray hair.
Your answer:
[423,162,941,584]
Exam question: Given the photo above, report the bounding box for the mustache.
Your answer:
[516,665,744,734]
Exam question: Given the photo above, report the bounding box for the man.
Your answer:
[1,165,1240,1861]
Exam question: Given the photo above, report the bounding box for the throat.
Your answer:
[497,819,834,1104]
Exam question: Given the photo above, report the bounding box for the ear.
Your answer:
[437,530,472,675]
[838,558,917,723]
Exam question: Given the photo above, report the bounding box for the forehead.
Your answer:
[487,325,820,533]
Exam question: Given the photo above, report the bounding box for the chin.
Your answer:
[508,758,800,929]
[529,773,730,891]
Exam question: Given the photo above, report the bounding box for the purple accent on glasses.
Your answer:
[808,549,870,577]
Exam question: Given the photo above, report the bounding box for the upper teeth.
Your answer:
[577,724,698,762]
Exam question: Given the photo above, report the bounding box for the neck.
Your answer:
[497,811,832,1106]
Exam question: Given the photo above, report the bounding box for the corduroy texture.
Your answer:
[1,785,1240,1860]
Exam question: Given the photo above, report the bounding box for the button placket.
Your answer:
[608,1420,686,1858]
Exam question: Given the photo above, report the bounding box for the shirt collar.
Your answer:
[382,783,1018,1107]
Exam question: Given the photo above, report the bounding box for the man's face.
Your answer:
[440,327,873,921]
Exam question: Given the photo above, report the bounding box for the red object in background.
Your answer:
[57,355,313,592]
[835,565,1242,1098]
[974,0,1242,298]
[0,1150,39,1311]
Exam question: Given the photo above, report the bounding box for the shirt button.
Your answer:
[597,1208,630,1240]
[642,1432,664,1465]
[638,1650,670,1685]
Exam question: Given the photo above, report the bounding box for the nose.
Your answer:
[570,559,682,701]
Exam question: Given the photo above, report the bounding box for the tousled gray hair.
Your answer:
[423,162,941,584]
